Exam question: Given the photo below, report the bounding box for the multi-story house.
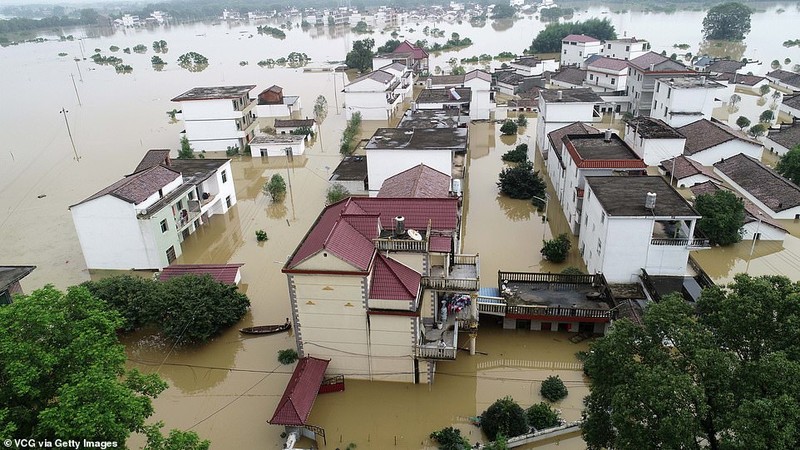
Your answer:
[560,34,602,67]
[421,70,493,120]
[535,88,603,154]
[585,57,629,93]
[626,52,695,116]
[677,119,763,166]
[70,150,237,270]
[255,85,302,118]
[649,76,725,127]
[623,116,686,165]
[599,37,650,60]
[171,85,258,153]
[579,176,707,283]
[282,197,480,383]
[343,69,405,120]
[763,119,800,156]
[509,56,558,77]
[544,122,599,197]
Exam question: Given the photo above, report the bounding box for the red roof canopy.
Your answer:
[370,254,421,301]
[159,264,243,285]
[269,357,329,426]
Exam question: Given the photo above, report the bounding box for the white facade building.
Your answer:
[510,56,558,77]
[544,122,598,200]
[343,69,405,120]
[463,70,494,120]
[560,34,602,67]
[70,150,237,270]
[579,176,705,283]
[585,57,629,93]
[535,88,603,154]
[764,120,800,156]
[172,85,258,153]
[599,38,650,60]
[627,52,695,117]
[249,134,307,157]
[254,85,302,118]
[677,119,763,166]
[650,76,725,128]
[623,116,686,166]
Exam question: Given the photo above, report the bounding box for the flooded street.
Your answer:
[3,4,800,449]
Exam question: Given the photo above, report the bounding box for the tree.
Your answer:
[694,190,745,246]
[278,349,299,365]
[313,95,328,152]
[760,84,771,96]
[759,109,775,123]
[340,112,362,155]
[178,135,194,159]
[702,2,752,41]
[776,145,800,185]
[748,123,767,137]
[480,397,529,441]
[771,59,782,70]
[81,275,159,331]
[529,19,616,54]
[497,160,546,200]
[540,375,569,401]
[156,274,250,344]
[264,174,287,201]
[500,120,518,135]
[526,403,560,430]
[541,234,572,263]
[0,285,205,445]
[735,115,750,130]
[516,114,527,127]
[501,144,528,163]
[582,278,800,450]
[345,38,374,73]
[326,183,350,205]
[429,426,471,450]
[142,422,210,450]
[376,39,401,54]
[492,3,516,19]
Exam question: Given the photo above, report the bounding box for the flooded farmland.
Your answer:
[3,3,800,449]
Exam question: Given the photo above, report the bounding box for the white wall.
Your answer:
[180,98,240,120]
[600,41,648,60]
[742,221,786,242]
[675,173,716,188]
[367,314,415,383]
[344,91,397,120]
[209,161,237,214]
[184,120,242,142]
[367,149,452,193]
[561,41,602,67]
[249,140,306,157]
[650,81,723,128]
[628,136,685,167]
[535,101,597,151]
[255,104,293,118]
[685,141,763,166]
[763,136,792,156]
[465,78,492,120]
[586,69,627,91]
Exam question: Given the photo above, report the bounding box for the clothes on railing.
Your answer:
[443,293,471,314]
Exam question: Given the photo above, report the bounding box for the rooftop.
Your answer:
[657,76,724,89]
[369,254,421,301]
[586,176,699,217]
[712,72,766,87]
[134,149,170,173]
[377,164,451,198]
[346,69,395,87]
[714,153,800,212]
[168,158,229,185]
[171,85,256,102]
[562,33,600,43]
[706,59,745,74]
[767,69,800,88]
[393,40,428,60]
[250,134,306,145]
[494,71,526,85]
[677,119,761,155]
[565,133,644,163]
[416,87,472,104]
[689,181,788,232]
[784,94,800,110]
[398,109,460,128]
[427,74,465,86]
[365,128,468,151]
[660,155,721,183]
[330,156,367,182]
[71,165,181,208]
[539,87,602,103]
[629,52,690,72]
[274,118,315,128]
[548,122,599,159]
[511,56,542,67]
[464,69,492,82]
[158,264,244,285]
[551,67,586,86]
[0,266,36,291]
[268,357,329,426]
[766,119,800,150]
[625,116,684,139]
[587,57,629,71]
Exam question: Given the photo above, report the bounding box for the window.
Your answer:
[597,239,602,254]
[563,49,567,54]
[656,83,660,92]
[166,246,176,264]
[579,51,582,57]
[221,170,228,183]
[667,88,671,99]
[589,74,594,80]
[611,78,615,85]
[158,188,163,198]
[160,219,168,233]
[654,100,658,110]
[176,200,182,210]
[226,196,232,208]
[625,45,630,51]
[601,212,606,224]
[607,44,611,49]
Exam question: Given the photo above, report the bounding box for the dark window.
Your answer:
[160,219,168,233]
[226,196,232,208]
[221,170,228,183]
[166,246,176,264]
[611,78,615,85]
[625,45,630,51]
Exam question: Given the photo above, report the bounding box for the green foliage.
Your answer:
[278,349,299,364]
[541,234,572,263]
[57,52,67,56]
[123,47,131,54]
[352,20,371,34]
[526,402,560,430]
[483,434,509,450]
[326,183,351,205]
[152,40,168,52]
[771,59,781,70]
[142,422,210,450]
[151,55,166,66]
[110,45,119,52]
[703,2,752,41]
[695,190,745,246]
[760,84,771,96]
[776,146,800,185]
[115,64,133,74]
[759,109,774,123]
[497,160,546,200]
[264,174,287,202]
[500,120,518,135]
[133,44,147,53]
[429,426,471,450]
[784,39,800,48]
[540,375,568,402]
[452,66,466,75]
[256,25,286,39]
[340,112,362,155]
[748,123,767,137]
[177,52,208,71]
[516,114,527,127]
[735,115,750,130]
[346,38,375,72]
[496,51,516,60]
[529,18,616,54]
[376,39,401,53]
[255,229,268,242]
[290,126,315,138]
[178,136,195,159]
[560,266,585,275]
[81,275,159,331]
[540,7,574,22]
[582,278,800,450]
[501,144,528,163]
[225,145,240,156]
[480,397,529,441]
[239,60,248,66]
[314,95,329,124]
[492,3,516,19]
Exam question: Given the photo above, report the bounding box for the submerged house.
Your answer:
[282,197,480,383]
[70,150,237,270]
[0,266,36,305]
[255,85,302,118]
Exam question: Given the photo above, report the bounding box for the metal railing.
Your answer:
[374,238,428,252]
[498,271,601,285]
[477,300,506,315]
[422,277,479,291]
[506,304,612,319]
[415,321,458,360]
[650,237,710,247]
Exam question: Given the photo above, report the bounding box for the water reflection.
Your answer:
[698,39,747,61]
[497,195,534,222]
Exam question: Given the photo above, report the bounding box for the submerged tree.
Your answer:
[314,95,328,152]
[345,38,374,73]
[264,174,287,202]
[177,135,195,159]
[776,145,800,185]
[694,190,746,246]
[497,160,546,200]
[480,397,529,441]
[702,2,752,41]
[735,115,750,130]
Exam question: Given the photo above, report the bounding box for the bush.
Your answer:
[429,427,471,450]
[225,146,240,156]
[178,136,194,159]
[290,126,315,138]
[255,230,268,242]
[501,144,528,163]
[340,112,362,155]
[264,174,287,201]
[81,275,159,331]
[526,402,560,430]
[278,349,299,364]
[759,109,774,123]
[480,397,529,441]
[500,120,518,135]
[541,234,571,263]
[759,84,771,96]
[516,114,527,127]
[735,116,750,130]
[326,183,350,205]
[748,123,766,137]
[560,266,585,275]
[497,160,546,200]
[540,375,568,402]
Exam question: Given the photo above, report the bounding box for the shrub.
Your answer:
[178,136,194,159]
[759,84,771,96]
[225,146,240,156]
[526,402,560,430]
[516,114,527,127]
[429,427,471,450]
[290,126,315,138]
[340,112,362,155]
[541,234,571,263]
[501,144,528,163]
[255,230,268,242]
[500,120,518,135]
[81,275,159,331]
[480,397,529,441]
[759,109,774,123]
[497,160,546,200]
[326,184,350,205]
[540,375,568,402]
[278,349,299,364]
[735,116,750,130]
[264,174,287,201]
[748,123,766,137]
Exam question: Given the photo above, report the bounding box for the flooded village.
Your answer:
[2,1,800,449]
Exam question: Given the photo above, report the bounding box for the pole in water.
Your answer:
[60,107,81,161]
[75,59,83,82]
[284,147,296,221]
[70,74,82,106]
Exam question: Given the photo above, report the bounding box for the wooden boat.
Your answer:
[239,323,291,335]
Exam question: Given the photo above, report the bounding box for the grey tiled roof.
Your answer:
[714,153,800,212]
[678,119,760,155]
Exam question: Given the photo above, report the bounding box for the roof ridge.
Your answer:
[375,254,418,298]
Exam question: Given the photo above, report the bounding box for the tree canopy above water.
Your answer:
[529,18,616,54]
[702,2,752,41]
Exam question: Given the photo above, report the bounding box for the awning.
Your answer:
[268,357,329,426]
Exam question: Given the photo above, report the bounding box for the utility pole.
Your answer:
[75,59,83,82]
[332,69,340,114]
[284,147,296,221]
[60,107,80,161]
[70,74,81,106]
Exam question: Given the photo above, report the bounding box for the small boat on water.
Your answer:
[240,323,291,335]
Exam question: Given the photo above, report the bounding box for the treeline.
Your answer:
[529,18,616,54]
[0,9,99,34]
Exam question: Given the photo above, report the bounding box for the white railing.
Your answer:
[416,321,458,360]
[477,300,506,315]
[422,277,479,291]
[374,238,427,252]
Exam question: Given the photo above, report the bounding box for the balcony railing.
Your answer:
[650,237,710,247]
[506,304,612,319]
[422,277,479,292]
[415,320,458,360]
[374,238,428,252]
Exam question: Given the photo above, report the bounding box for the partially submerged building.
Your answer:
[0,266,36,305]
[677,119,763,166]
[171,85,258,152]
[714,153,800,220]
[623,116,686,166]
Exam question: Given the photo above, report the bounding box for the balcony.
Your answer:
[650,237,710,248]
[416,317,458,360]
[175,201,201,232]
[423,254,480,292]
[374,237,428,252]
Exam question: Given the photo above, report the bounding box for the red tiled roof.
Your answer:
[429,235,452,253]
[394,40,428,60]
[369,254,421,301]
[562,34,599,43]
[323,218,376,271]
[377,164,451,198]
[158,264,244,285]
[269,357,329,426]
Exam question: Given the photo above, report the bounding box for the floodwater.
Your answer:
[3,4,800,449]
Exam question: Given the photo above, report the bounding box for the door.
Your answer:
[166,246,176,264]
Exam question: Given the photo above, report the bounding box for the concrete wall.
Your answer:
[742,221,786,242]
[685,141,763,166]
[368,314,415,383]
[464,78,492,120]
[623,129,685,166]
[249,140,306,157]
[535,102,596,151]
[586,69,627,91]
[344,91,392,120]
[561,41,602,67]
[367,149,452,193]
[180,98,239,120]
[763,136,792,156]
[650,82,722,128]
[600,41,648,60]
[255,103,293,118]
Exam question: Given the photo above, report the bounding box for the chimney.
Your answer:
[604,129,613,142]
[645,192,657,210]
[394,216,405,236]
[557,90,563,100]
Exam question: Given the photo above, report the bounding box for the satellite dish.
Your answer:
[407,229,422,241]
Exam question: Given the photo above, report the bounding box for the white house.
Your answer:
[763,119,800,156]
[510,56,558,77]
[585,57,629,93]
[599,37,650,60]
[415,87,472,117]
[627,52,695,117]
[558,131,647,235]
[365,127,468,194]
[329,155,368,195]
[780,94,800,119]
[623,116,686,166]
[255,85,302,118]
[70,150,237,270]
[463,70,494,120]
[379,62,414,99]
[545,122,599,200]
[714,153,800,220]
[550,67,587,89]
[650,76,725,128]
[273,118,317,135]
[677,119,763,166]
[659,155,722,188]
[535,88,603,154]
[560,34,602,67]
[579,176,706,283]
[343,70,404,120]
[766,69,800,93]
[249,134,307,157]
[172,85,258,153]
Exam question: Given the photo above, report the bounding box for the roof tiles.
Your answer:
[269,357,329,426]
[378,164,451,198]
[369,254,421,301]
